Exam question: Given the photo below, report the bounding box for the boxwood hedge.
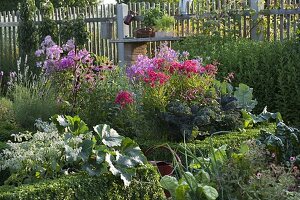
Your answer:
[140,123,276,162]
[0,165,165,200]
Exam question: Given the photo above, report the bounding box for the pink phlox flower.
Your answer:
[181,59,201,74]
[127,55,155,79]
[62,39,75,52]
[46,45,63,60]
[59,57,75,70]
[168,61,182,74]
[204,64,218,76]
[35,49,44,57]
[155,44,178,62]
[78,49,90,60]
[143,69,169,87]
[153,58,166,70]
[115,90,134,108]
[182,51,190,58]
[42,35,56,49]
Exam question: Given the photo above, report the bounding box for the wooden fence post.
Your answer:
[116,3,129,66]
[250,0,264,40]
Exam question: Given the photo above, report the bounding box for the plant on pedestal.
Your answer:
[154,14,175,37]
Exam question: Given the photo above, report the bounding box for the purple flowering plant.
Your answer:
[35,36,116,113]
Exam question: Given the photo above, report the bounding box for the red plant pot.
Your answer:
[149,161,173,198]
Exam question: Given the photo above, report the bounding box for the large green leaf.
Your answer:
[197,185,218,200]
[65,115,89,135]
[65,145,79,162]
[105,153,119,176]
[118,167,136,187]
[241,109,254,128]
[182,172,197,191]
[160,175,179,198]
[116,152,137,168]
[94,124,123,147]
[79,139,94,161]
[234,83,257,112]
[121,138,147,165]
[195,169,210,184]
[175,183,191,200]
[252,107,282,124]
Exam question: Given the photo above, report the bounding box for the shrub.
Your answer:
[0,97,14,122]
[137,123,276,161]
[12,83,58,130]
[139,123,276,162]
[173,36,300,126]
[0,165,165,200]
[0,97,20,142]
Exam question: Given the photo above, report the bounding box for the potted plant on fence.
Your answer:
[135,7,163,38]
[154,14,175,37]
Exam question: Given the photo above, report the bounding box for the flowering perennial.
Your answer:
[127,44,218,86]
[115,90,134,108]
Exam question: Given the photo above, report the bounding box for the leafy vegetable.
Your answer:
[234,83,257,112]
[258,122,300,164]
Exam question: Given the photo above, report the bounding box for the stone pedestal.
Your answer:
[124,42,147,66]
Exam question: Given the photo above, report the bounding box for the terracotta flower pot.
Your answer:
[149,161,173,176]
[134,27,155,38]
[149,161,173,198]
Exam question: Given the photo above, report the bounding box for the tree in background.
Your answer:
[35,0,100,8]
[0,0,19,11]
[0,0,100,11]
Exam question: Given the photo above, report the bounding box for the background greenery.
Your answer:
[0,0,100,11]
[0,165,165,200]
[173,36,300,126]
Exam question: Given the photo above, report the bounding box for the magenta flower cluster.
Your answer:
[127,44,218,84]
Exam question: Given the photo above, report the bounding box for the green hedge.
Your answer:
[139,123,276,162]
[0,165,165,200]
[174,36,300,126]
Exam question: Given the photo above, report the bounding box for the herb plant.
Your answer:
[155,14,175,32]
[142,7,163,28]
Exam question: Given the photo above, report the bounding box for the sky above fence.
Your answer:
[103,0,116,4]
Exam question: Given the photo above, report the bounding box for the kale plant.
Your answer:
[161,99,242,141]
[258,122,300,165]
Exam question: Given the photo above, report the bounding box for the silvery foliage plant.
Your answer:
[0,115,147,186]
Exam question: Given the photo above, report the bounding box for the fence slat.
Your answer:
[1,2,300,67]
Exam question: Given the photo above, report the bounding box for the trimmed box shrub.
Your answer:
[140,123,276,162]
[0,165,165,200]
